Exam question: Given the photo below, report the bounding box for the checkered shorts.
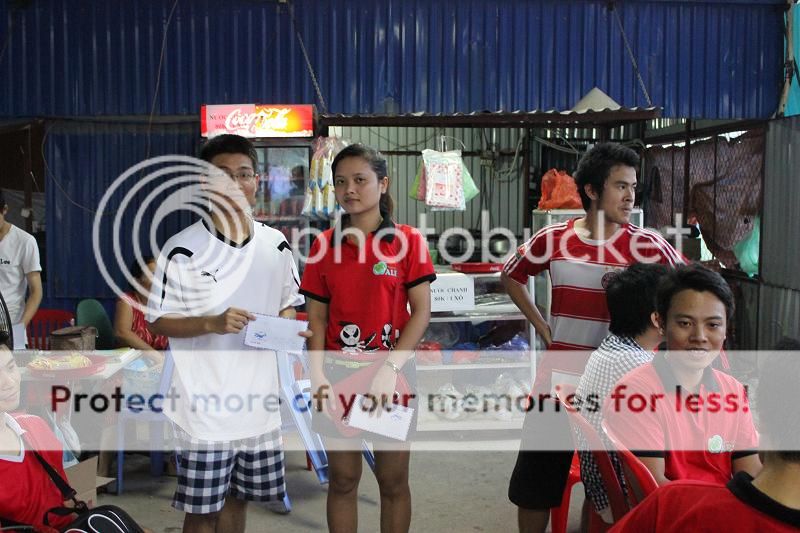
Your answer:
[172,425,286,514]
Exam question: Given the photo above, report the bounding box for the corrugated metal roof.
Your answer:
[0,0,785,119]
[320,106,660,127]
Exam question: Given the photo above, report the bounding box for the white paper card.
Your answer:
[345,395,415,441]
[244,314,308,352]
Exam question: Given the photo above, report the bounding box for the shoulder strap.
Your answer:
[30,451,88,526]
[31,451,75,500]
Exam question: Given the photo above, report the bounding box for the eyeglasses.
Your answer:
[211,169,258,183]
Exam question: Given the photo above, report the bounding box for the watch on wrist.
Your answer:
[384,359,402,374]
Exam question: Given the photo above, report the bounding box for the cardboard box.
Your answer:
[430,272,475,312]
[65,456,114,508]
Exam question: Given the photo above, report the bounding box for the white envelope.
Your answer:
[244,313,308,352]
[345,394,415,441]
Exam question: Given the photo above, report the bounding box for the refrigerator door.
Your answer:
[254,145,310,257]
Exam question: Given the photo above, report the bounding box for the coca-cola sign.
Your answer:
[201,104,314,138]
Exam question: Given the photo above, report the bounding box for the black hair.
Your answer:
[129,256,156,284]
[0,189,5,209]
[607,262,670,338]
[757,342,800,463]
[331,143,394,217]
[574,143,640,211]
[200,134,258,171]
[0,330,8,346]
[656,263,735,324]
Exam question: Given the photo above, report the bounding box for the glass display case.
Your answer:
[415,269,536,431]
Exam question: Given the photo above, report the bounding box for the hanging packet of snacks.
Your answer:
[411,158,478,209]
[421,148,465,210]
[304,137,349,219]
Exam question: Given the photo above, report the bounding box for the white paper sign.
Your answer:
[345,395,415,441]
[430,272,475,312]
[244,314,308,352]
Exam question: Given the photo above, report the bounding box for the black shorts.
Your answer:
[312,356,419,441]
[508,399,575,510]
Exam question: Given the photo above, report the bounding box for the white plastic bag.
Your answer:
[421,149,466,210]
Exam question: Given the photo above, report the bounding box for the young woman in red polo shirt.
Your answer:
[300,144,435,533]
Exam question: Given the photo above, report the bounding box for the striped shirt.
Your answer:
[503,218,682,392]
[574,334,655,513]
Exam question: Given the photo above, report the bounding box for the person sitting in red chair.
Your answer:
[611,341,800,532]
[0,330,75,531]
[0,331,153,532]
[604,264,761,487]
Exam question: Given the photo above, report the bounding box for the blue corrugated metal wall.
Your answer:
[42,121,200,312]
[0,0,785,119]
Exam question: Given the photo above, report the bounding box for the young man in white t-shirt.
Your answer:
[147,134,307,533]
[0,190,42,349]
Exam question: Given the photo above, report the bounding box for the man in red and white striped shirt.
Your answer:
[503,143,683,533]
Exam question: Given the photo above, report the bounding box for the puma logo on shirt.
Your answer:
[200,269,219,283]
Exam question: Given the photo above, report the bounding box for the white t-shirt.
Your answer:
[0,225,41,325]
[146,219,304,441]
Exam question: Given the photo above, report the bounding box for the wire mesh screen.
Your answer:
[644,129,764,270]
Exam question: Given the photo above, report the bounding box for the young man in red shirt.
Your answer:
[611,342,800,532]
[0,332,73,531]
[503,143,683,533]
[604,264,761,486]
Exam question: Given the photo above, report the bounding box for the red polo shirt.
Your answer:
[610,472,800,532]
[300,216,436,359]
[603,354,759,485]
[0,413,72,532]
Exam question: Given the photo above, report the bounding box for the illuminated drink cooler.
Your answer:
[200,103,318,260]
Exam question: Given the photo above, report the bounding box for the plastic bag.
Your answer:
[462,164,479,202]
[303,137,349,219]
[410,160,426,200]
[732,216,760,277]
[411,153,478,209]
[422,149,465,209]
[537,169,582,210]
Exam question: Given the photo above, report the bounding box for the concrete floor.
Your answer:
[100,438,584,533]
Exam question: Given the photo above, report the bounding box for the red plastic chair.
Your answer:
[26,308,75,349]
[601,420,659,506]
[552,384,629,532]
[549,452,583,533]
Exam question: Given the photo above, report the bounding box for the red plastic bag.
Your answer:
[538,169,582,210]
